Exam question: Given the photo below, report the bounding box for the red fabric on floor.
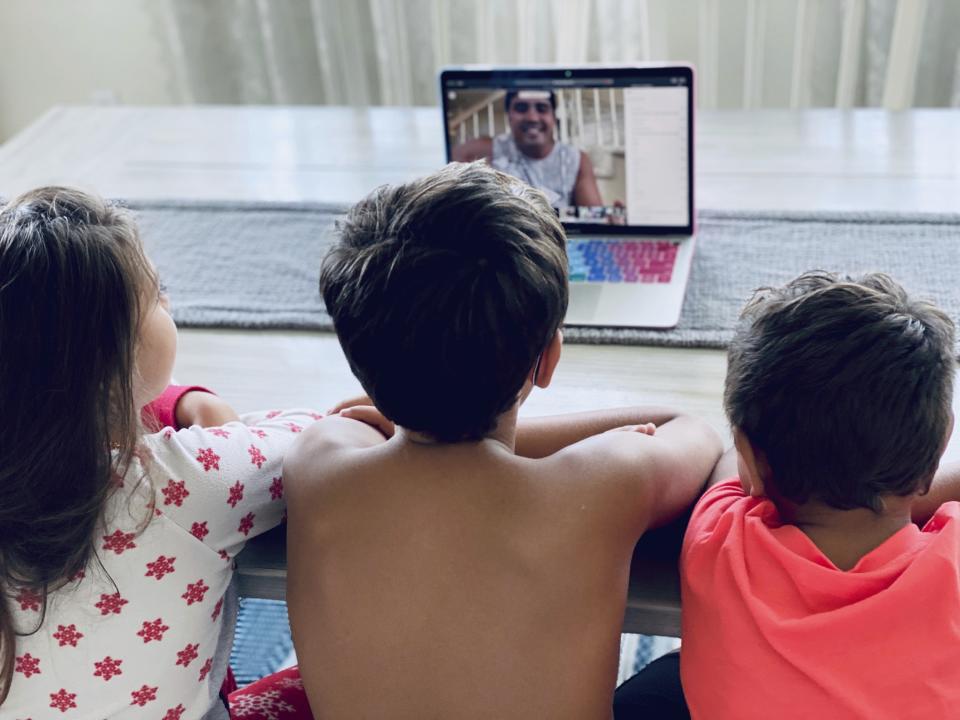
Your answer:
[228,666,313,719]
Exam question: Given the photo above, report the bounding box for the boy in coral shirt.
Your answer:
[679,271,960,719]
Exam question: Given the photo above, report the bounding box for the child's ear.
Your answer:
[733,428,770,498]
[941,411,955,456]
[532,330,563,389]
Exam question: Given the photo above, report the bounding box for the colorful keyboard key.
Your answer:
[567,240,679,284]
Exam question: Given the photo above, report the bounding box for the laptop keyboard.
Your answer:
[568,239,679,283]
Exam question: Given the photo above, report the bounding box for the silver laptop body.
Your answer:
[441,64,696,328]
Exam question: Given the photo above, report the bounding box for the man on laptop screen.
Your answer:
[451,89,605,210]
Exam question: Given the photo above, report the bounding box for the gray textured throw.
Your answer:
[131,200,960,349]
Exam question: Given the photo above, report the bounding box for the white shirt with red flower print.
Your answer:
[4,408,321,720]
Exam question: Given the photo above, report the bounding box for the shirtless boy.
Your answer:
[284,162,721,719]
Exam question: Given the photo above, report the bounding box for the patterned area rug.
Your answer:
[230,598,294,687]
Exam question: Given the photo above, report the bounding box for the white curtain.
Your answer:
[152,0,960,108]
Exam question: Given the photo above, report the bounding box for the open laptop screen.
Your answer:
[441,66,693,235]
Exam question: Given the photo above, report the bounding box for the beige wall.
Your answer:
[0,0,175,142]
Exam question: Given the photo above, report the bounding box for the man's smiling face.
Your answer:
[507,91,556,159]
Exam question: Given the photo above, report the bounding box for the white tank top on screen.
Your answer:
[491,133,580,208]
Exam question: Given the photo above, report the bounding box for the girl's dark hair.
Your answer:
[0,187,155,702]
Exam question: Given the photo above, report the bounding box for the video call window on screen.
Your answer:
[444,74,690,228]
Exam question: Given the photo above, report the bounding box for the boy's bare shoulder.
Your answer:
[283,416,386,500]
[535,416,721,535]
[535,431,666,527]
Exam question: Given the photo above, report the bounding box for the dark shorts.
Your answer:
[613,651,690,720]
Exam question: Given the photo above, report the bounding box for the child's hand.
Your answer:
[338,405,395,439]
[607,423,657,436]
[176,390,240,428]
[327,394,373,415]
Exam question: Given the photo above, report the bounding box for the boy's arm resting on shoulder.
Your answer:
[515,406,682,459]
[632,415,723,528]
[912,461,960,525]
[706,446,739,489]
[568,414,722,532]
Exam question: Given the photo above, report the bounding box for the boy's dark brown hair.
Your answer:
[725,271,956,512]
[320,162,568,442]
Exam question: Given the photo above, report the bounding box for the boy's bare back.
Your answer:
[286,412,717,720]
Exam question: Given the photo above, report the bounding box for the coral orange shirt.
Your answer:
[680,479,960,720]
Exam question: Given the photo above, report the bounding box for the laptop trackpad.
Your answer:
[565,282,684,328]
[566,283,604,323]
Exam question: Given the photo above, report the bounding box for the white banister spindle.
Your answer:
[557,89,569,144]
[698,0,720,108]
[882,0,929,110]
[487,102,495,136]
[835,0,865,107]
[593,87,603,146]
[609,88,619,147]
[789,0,819,108]
[472,112,479,138]
[575,88,585,146]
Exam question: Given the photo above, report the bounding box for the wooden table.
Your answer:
[3,105,959,637]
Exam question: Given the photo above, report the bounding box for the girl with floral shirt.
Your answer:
[0,188,320,719]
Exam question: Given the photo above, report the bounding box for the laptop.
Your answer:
[440,65,695,328]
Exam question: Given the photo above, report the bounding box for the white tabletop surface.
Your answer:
[2,106,960,211]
